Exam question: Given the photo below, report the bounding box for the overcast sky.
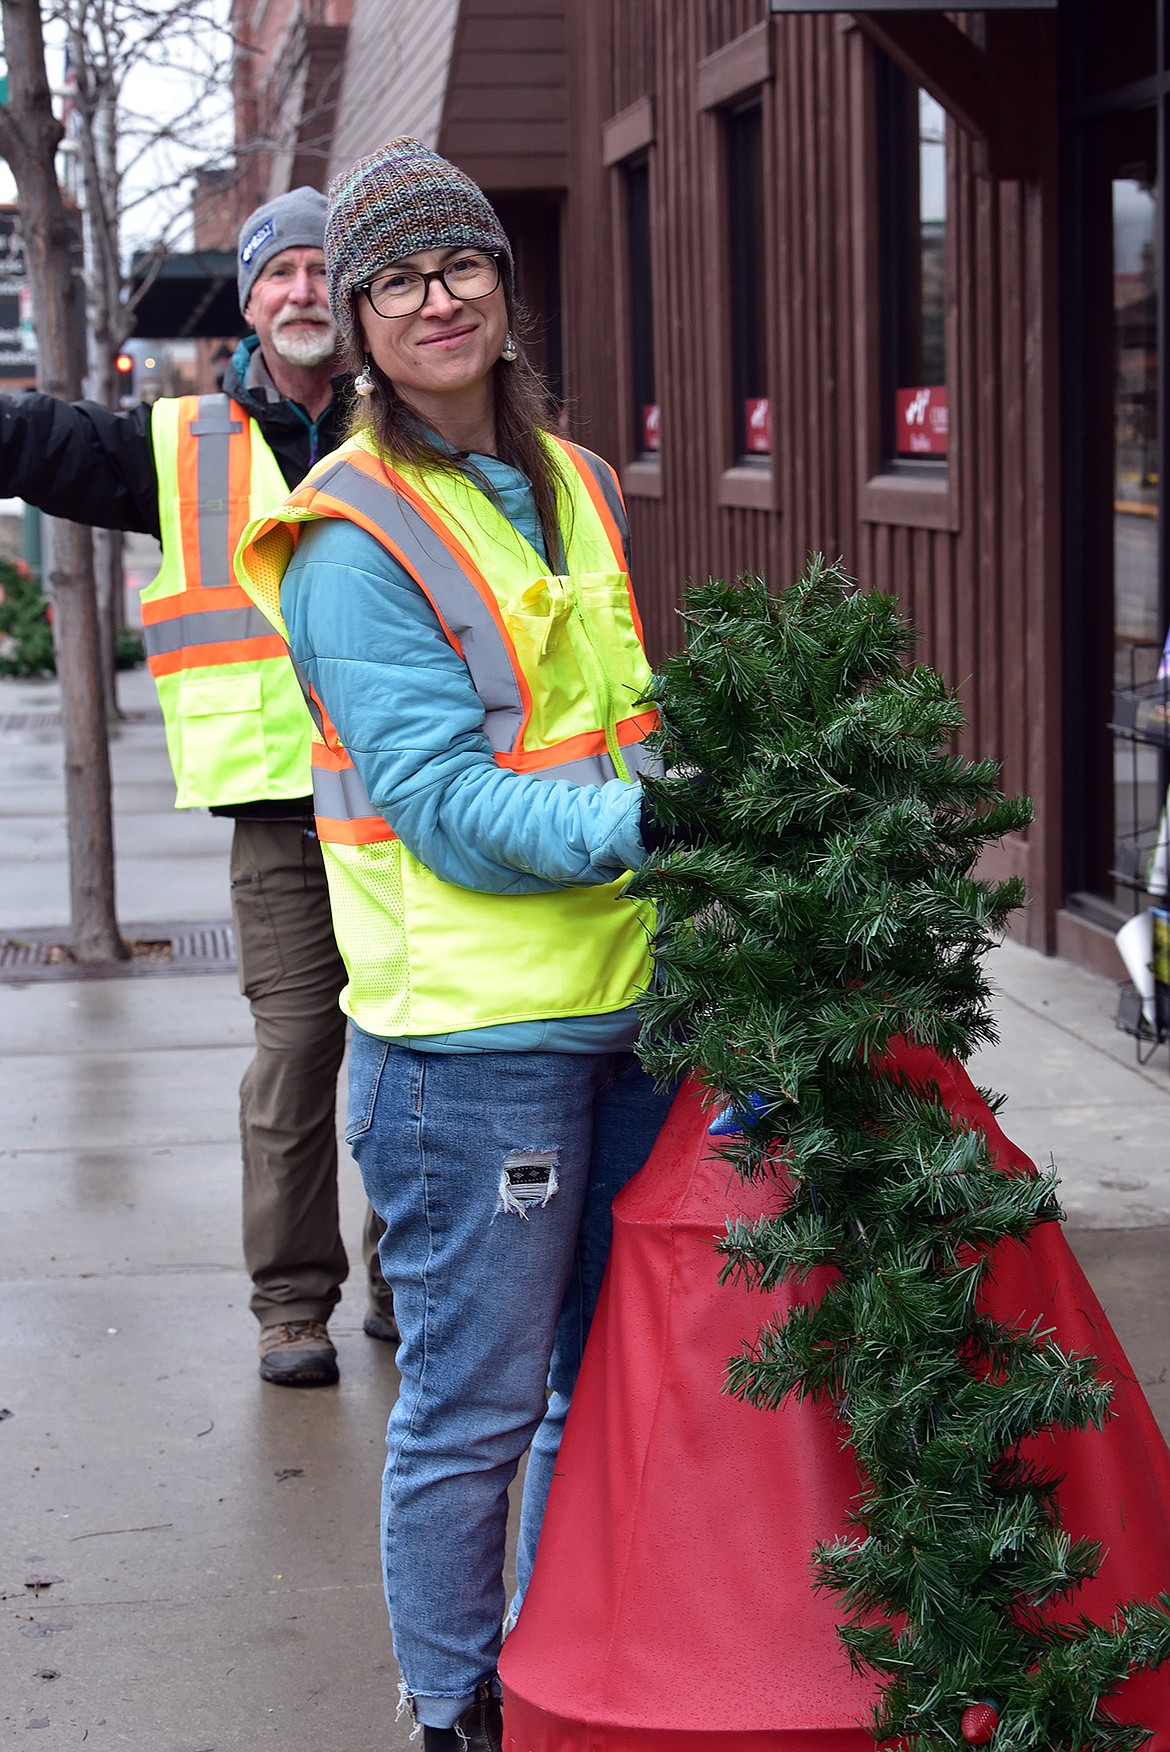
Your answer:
[0,2,233,260]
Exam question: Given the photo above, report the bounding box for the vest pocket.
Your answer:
[179,671,264,715]
[503,571,643,754]
[502,576,579,749]
[176,670,267,806]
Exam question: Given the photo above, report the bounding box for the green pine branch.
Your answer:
[631,559,1170,1751]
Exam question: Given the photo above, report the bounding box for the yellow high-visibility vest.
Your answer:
[236,431,658,1037]
[143,395,312,809]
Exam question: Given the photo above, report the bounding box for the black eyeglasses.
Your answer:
[360,251,502,319]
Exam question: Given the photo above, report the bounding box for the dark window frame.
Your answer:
[697,21,777,511]
[876,57,949,476]
[725,95,770,467]
[624,153,659,464]
[603,97,663,500]
[855,41,959,532]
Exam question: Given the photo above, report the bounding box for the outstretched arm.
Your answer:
[0,393,160,537]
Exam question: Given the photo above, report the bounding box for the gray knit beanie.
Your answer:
[237,187,328,315]
[325,138,512,354]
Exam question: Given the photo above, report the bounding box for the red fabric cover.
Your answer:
[500,1043,1170,1751]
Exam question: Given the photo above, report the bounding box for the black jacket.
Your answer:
[0,341,348,538]
[0,341,349,818]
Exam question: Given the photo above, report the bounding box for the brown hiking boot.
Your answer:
[257,1320,338,1386]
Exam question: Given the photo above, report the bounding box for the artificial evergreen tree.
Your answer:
[631,558,1170,1752]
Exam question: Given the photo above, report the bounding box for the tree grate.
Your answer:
[0,920,236,983]
[0,708,163,736]
[0,711,64,734]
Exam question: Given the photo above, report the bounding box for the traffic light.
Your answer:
[114,350,134,400]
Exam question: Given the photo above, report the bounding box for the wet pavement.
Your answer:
[2,581,415,1748]
[2,565,1169,1748]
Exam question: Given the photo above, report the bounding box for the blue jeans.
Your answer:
[345,1031,674,1730]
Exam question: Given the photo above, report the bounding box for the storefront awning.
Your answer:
[126,250,241,341]
[765,2,1055,178]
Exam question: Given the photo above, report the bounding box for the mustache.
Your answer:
[273,308,335,330]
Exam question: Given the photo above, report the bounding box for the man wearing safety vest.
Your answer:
[0,188,392,1388]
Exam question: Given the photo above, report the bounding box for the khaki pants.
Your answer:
[229,817,388,1326]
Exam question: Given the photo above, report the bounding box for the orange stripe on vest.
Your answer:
[495,708,659,773]
[314,814,397,846]
[175,413,203,591]
[147,633,290,678]
[141,583,258,624]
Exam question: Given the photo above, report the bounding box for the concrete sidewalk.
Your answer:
[2,625,1168,1750]
[2,652,409,1750]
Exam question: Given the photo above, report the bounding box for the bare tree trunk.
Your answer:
[0,0,126,963]
[46,517,124,957]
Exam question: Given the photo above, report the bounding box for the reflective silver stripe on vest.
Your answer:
[142,602,277,657]
[613,738,662,781]
[532,753,620,787]
[312,760,382,823]
[308,457,526,752]
[189,395,244,588]
[517,740,661,788]
[313,738,663,829]
[558,441,631,571]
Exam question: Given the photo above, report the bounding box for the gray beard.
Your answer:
[271,320,338,368]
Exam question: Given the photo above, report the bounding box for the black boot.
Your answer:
[421,1681,502,1751]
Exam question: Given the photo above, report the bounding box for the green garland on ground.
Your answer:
[630,558,1170,1752]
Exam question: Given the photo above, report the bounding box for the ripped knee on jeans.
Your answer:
[498,1147,560,1216]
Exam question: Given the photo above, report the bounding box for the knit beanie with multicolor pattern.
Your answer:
[325,138,512,353]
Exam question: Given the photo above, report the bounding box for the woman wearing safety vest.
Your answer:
[235,139,675,1752]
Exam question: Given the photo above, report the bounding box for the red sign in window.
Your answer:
[641,403,661,452]
[895,386,948,456]
[744,396,772,455]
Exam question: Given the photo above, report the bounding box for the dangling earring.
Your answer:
[501,331,518,363]
[354,357,377,397]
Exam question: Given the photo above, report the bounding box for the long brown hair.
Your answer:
[343,278,567,564]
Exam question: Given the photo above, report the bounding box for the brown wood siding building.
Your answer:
[552,4,1064,955]
[308,0,1170,979]
[327,0,568,190]
[440,0,568,190]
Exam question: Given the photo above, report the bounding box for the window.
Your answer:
[696,21,774,509]
[603,97,661,497]
[624,154,659,460]
[878,60,949,471]
[726,98,769,463]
